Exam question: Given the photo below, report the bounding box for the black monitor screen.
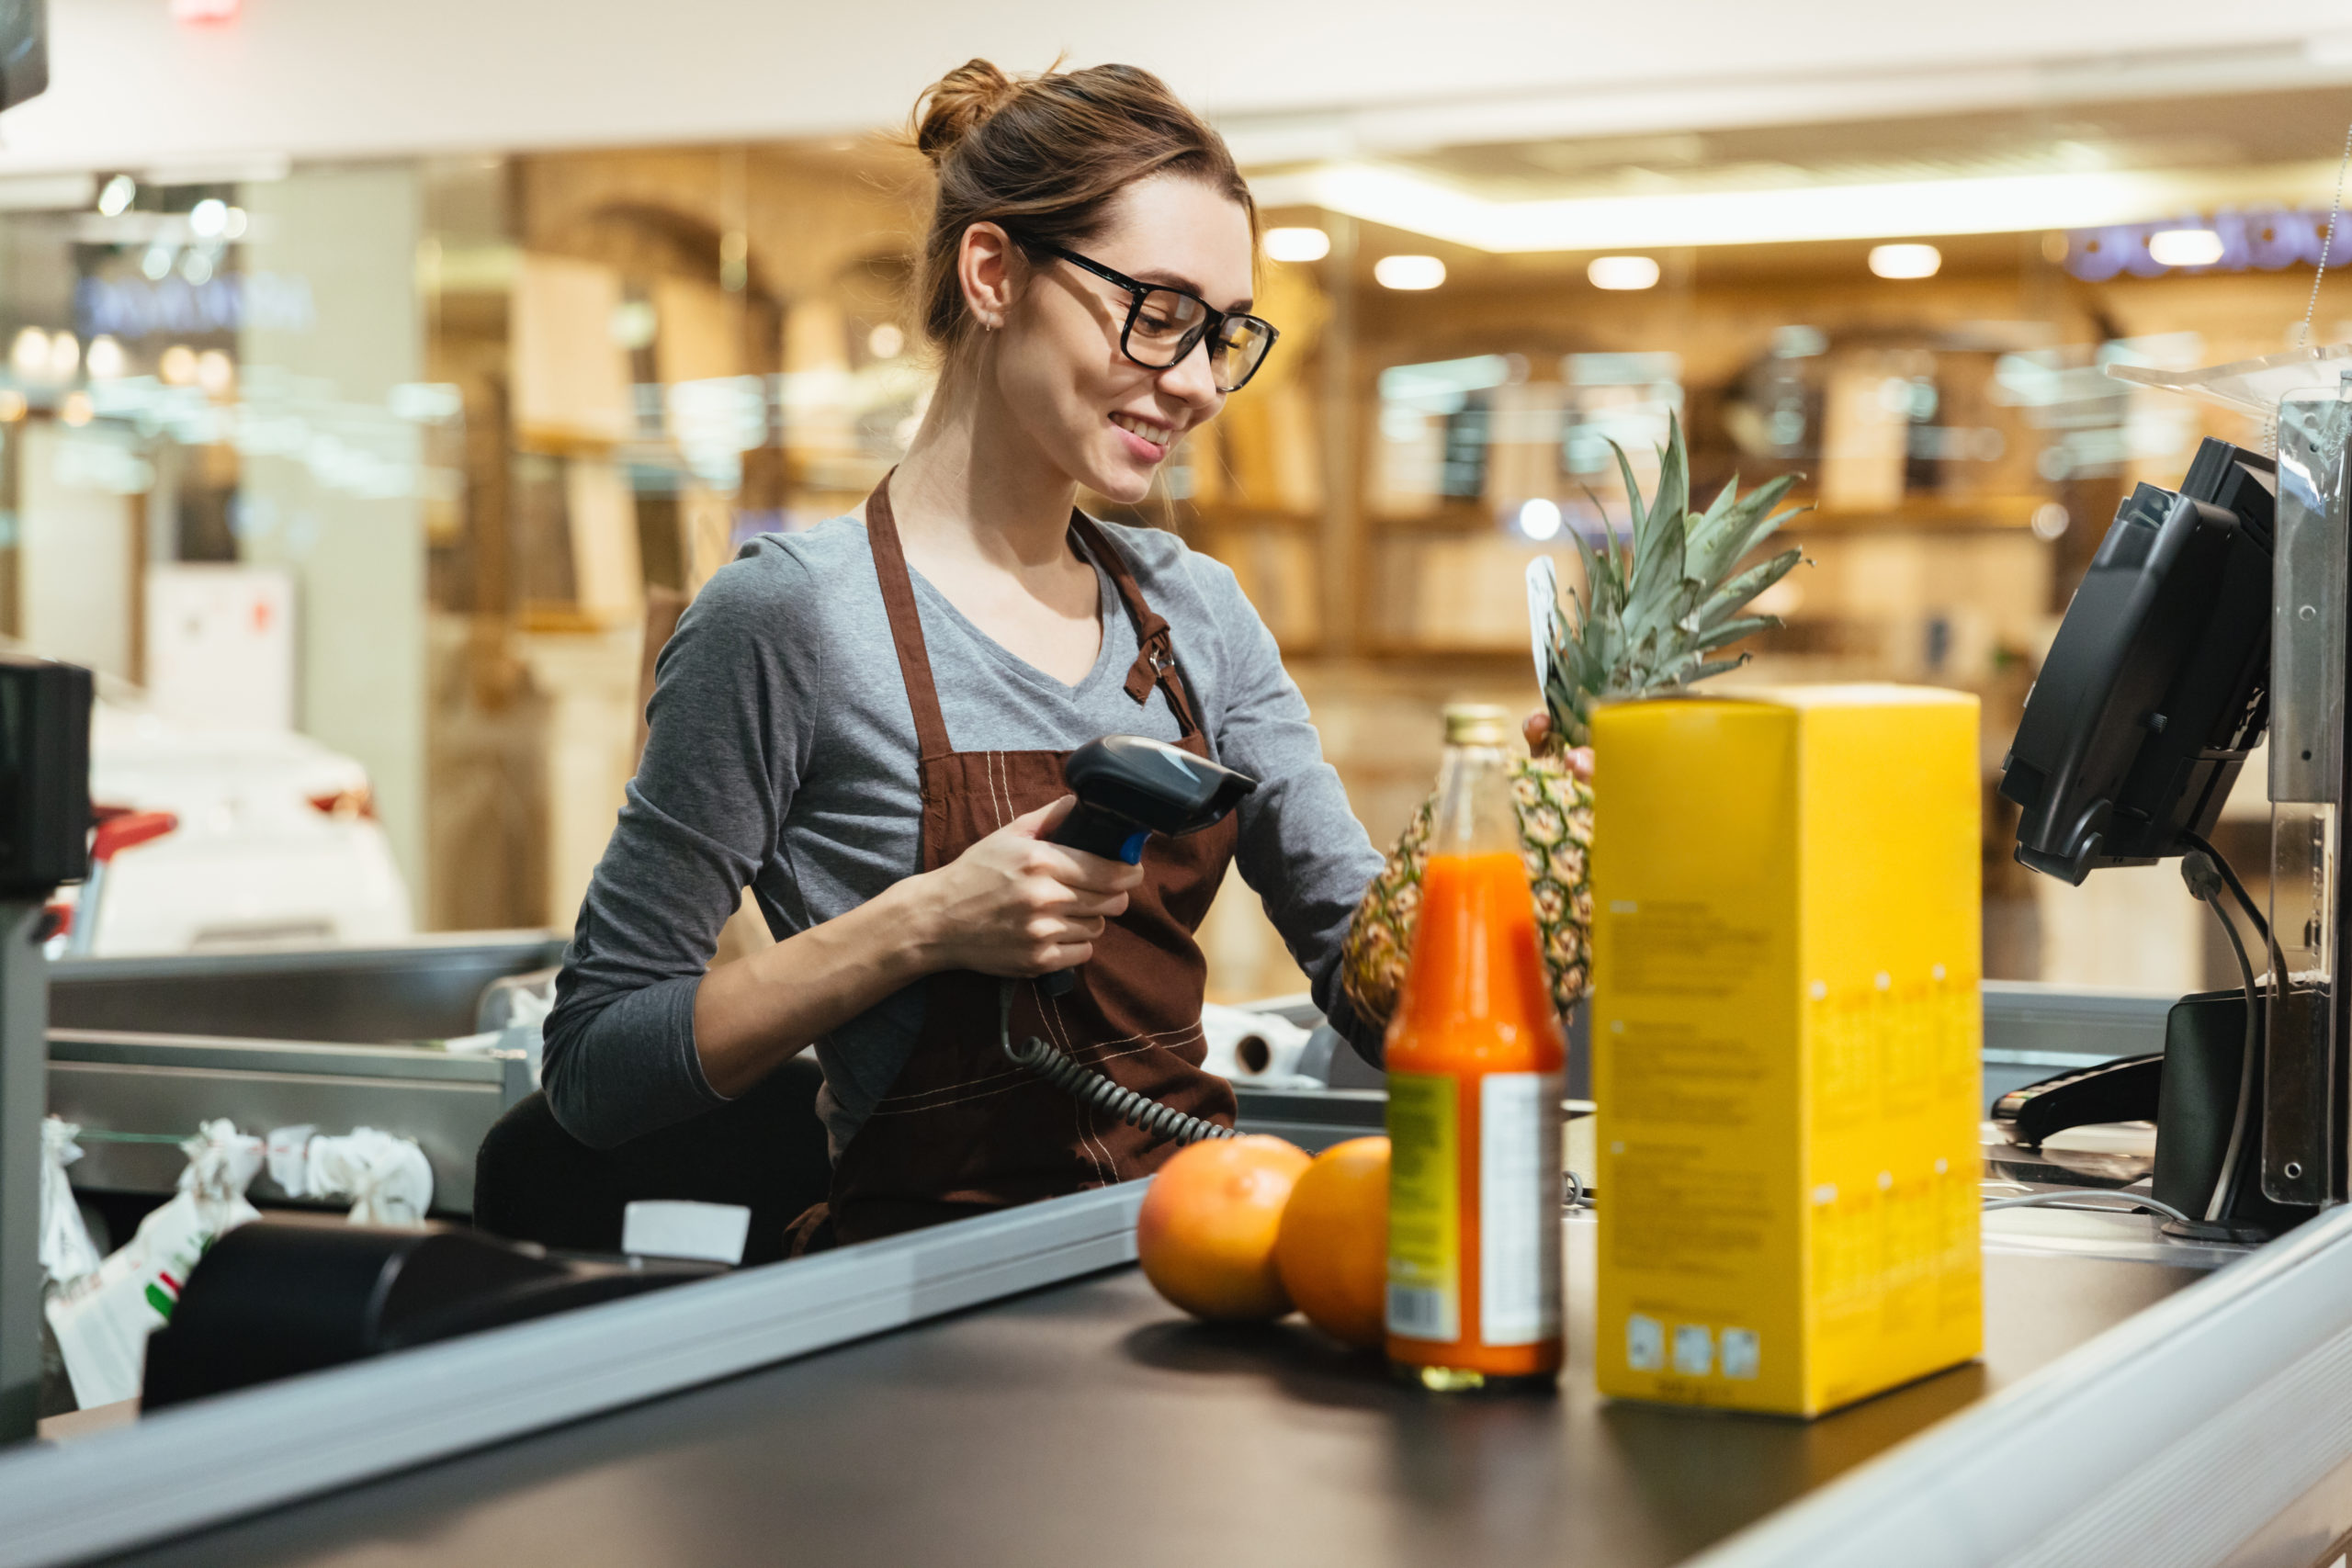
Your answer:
[2000,439,2276,884]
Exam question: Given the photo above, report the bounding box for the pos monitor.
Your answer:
[1999,438,2278,884]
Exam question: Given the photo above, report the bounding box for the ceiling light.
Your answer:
[1869,243,1942,279]
[96,175,135,217]
[46,332,78,378]
[1516,497,1563,540]
[159,344,198,386]
[187,198,228,239]
[85,336,125,380]
[1588,255,1660,290]
[867,322,904,359]
[1251,162,2335,254]
[222,206,248,241]
[1374,254,1446,290]
[9,328,46,378]
[2147,227,2224,267]
[196,350,235,396]
[58,391,92,426]
[1263,226,1331,263]
[141,245,174,281]
[0,390,26,423]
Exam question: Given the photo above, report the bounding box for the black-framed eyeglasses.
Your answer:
[1031,243,1279,393]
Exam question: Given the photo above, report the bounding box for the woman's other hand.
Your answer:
[914,795,1146,977]
[1522,712,1594,783]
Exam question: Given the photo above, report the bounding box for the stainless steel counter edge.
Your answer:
[1690,1201,2352,1568]
[0,1181,1148,1568]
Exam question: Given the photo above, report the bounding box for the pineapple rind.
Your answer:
[1339,756,1593,1034]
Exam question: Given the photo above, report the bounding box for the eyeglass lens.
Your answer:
[1125,288,1272,389]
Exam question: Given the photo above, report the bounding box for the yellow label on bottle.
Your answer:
[1386,1071,1459,1342]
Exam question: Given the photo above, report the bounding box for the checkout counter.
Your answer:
[0,975,2336,1568]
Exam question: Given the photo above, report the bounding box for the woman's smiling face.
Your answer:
[980,175,1255,506]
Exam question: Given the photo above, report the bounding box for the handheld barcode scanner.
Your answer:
[1041,735,1255,995]
[1003,735,1256,1145]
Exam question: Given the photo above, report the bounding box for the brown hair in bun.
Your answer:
[908,59,1255,355]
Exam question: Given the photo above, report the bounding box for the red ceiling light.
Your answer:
[169,0,240,23]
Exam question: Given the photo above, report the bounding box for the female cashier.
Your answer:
[540,60,1385,1248]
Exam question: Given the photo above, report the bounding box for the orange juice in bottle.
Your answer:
[1385,704,1566,1390]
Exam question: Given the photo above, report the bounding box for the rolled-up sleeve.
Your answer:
[539,550,819,1148]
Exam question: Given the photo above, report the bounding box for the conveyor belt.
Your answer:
[93,1218,2202,1568]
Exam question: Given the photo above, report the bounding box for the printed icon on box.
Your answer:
[1721,1327,1760,1380]
[1626,1313,1664,1371]
[1672,1323,1713,1377]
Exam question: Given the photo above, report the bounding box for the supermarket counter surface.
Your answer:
[77,1219,2210,1568]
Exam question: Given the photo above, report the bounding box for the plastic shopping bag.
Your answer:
[43,1120,263,1409]
[38,1117,101,1287]
[268,1125,434,1226]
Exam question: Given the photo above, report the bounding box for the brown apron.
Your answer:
[808,475,1239,1248]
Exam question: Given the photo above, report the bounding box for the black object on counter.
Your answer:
[2001,438,2275,885]
[142,1220,718,1409]
[0,652,90,897]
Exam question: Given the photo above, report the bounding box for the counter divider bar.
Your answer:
[0,1180,1148,1568]
[1691,1201,2352,1568]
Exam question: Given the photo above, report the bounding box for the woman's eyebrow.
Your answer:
[1130,266,1252,312]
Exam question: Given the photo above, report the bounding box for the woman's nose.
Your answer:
[1158,336,1223,410]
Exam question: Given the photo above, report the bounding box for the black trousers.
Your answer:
[472,1055,833,1267]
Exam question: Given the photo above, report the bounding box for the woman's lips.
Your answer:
[1110,412,1172,461]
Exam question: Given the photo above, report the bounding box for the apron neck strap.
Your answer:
[1068,513,1203,739]
[864,471,955,760]
[864,472,1205,755]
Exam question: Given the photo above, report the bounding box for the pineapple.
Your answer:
[1340,417,1805,1032]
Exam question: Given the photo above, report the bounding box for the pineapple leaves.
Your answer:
[1541,416,1812,748]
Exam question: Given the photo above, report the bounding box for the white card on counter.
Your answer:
[622,1200,752,1265]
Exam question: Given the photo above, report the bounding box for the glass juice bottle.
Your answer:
[1385,704,1566,1390]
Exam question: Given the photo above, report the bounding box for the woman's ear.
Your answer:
[957,221,1022,333]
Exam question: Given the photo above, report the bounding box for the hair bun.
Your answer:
[914,60,1020,165]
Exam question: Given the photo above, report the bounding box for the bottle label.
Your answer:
[1386,1071,1459,1342]
[1480,1071,1563,1346]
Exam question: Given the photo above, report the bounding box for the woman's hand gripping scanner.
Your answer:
[1004,736,1257,1145]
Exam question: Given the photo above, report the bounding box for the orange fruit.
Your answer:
[1136,1134,1311,1321]
[1274,1136,1390,1348]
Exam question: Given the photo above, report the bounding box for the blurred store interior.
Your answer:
[3,3,2350,999]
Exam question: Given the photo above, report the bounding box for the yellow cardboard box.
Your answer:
[1592,685,1982,1416]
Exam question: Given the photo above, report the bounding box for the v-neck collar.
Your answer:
[892,527,1126,702]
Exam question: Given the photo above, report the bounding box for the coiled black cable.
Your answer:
[998,982,1236,1145]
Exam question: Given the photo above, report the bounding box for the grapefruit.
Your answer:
[1136,1134,1311,1321]
[1274,1136,1390,1348]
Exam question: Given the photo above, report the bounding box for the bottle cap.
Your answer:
[1442,703,1512,747]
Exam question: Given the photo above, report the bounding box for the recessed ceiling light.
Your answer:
[1374,254,1446,290]
[1869,243,1941,279]
[1263,226,1331,263]
[1588,255,1661,290]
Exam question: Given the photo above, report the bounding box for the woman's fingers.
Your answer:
[1012,794,1079,838]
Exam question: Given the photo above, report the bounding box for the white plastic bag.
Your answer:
[38,1117,101,1287]
[43,1119,263,1409]
[301,1127,433,1226]
[269,1126,433,1226]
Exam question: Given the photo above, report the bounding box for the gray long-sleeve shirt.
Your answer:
[541,513,1385,1156]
